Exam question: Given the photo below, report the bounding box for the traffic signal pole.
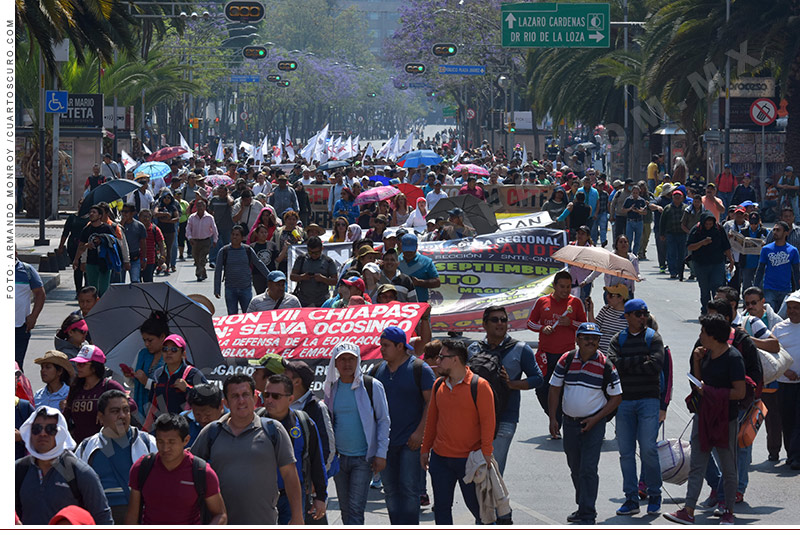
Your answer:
[189,57,194,149]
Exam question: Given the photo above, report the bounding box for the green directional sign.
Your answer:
[442,106,457,118]
[501,3,610,48]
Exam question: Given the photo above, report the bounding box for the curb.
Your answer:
[41,273,61,294]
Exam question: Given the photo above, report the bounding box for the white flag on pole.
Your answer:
[398,132,414,156]
[364,143,375,159]
[285,126,295,161]
[352,135,360,158]
[388,133,402,160]
[341,136,352,158]
[453,140,463,161]
[376,133,396,159]
[274,136,283,163]
[231,143,238,163]
[142,143,152,155]
[313,124,329,162]
[521,143,528,165]
[179,132,193,159]
[214,138,225,162]
[120,150,137,171]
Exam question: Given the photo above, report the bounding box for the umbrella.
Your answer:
[79,179,140,216]
[205,174,235,188]
[552,245,640,281]
[397,149,443,168]
[368,175,390,186]
[425,195,499,236]
[147,146,188,162]
[317,160,349,172]
[454,163,489,177]
[577,142,597,150]
[354,185,401,206]
[134,161,170,180]
[397,183,424,208]
[84,282,224,384]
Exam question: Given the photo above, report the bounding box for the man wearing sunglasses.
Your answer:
[607,298,666,517]
[16,406,112,524]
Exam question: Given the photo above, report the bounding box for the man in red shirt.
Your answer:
[527,270,587,436]
[458,175,486,201]
[127,413,227,525]
[137,209,166,283]
[715,163,736,213]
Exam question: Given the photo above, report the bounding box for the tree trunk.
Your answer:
[784,54,800,169]
[23,136,54,219]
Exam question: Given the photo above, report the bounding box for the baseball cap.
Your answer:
[786,166,794,172]
[448,207,464,217]
[380,326,414,352]
[383,228,397,240]
[401,233,418,252]
[576,322,603,337]
[332,341,360,359]
[603,283,629,300]
[623,298,648,314]
[375,214,389,225]
[342,276,366,294]
[70,345,106,364]
[34,350,75,379]
[163,334,187,349]
[48,505,95,526]
[247,353,286,374]
[785,290,800,304]
[267,270,287,282]
[724,163,731,168]
[362,262,381,275]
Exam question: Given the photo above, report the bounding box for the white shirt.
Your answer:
[426,191,448,211]
[232,200,264,231]
[772,319,800,383]
[253,182,272,197]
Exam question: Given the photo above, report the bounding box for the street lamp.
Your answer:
[497,75,510,150]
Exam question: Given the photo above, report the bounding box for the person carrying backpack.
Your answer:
[420,339,496,525]
[323,341,390,525]
[127,413,226,525]
[16,406,113,525]
[468,305,543,524]
[214,224,270,315]
[548,322,623,525]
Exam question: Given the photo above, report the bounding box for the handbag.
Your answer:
[737,399,768,448]
[657,420,692,485]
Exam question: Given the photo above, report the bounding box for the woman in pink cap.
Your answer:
[148,334,208,424]
[54,313,89,360]
[63,345,136,443]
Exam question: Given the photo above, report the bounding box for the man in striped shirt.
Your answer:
[548,322,622,524]
[607,298,665,517]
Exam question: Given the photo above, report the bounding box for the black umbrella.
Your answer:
[316,160,349,172]
[79,179,140,215]
[426,195,499,236]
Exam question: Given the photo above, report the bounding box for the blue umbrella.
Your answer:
[397,149,443,168]
[369,175,390,185]
[134,161,171,180]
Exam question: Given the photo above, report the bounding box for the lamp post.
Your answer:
[497,75,510,152]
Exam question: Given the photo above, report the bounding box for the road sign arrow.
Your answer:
[505,13,516,29]
[589,31,604,42]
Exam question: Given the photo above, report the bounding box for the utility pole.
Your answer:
[623,0,630,179]
[723,0,731,167]
[35,50,49,246]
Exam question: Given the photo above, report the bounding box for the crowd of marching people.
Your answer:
[13,134,800,525]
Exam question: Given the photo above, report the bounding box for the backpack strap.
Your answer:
[136,452,158,492]
[191,455,208,517]
[412,357,424,396]
[294,410,314,496]
[469,373,479,408]
[362,375,374,407]
[57,452,84,508]
[259,417,280,449]
[618,328,655,349]
[15,457,33,516]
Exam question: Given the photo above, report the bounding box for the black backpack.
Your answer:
[466,351,510,437]
[136,452,210,523]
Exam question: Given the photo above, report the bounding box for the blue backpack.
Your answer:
[95,234,123,273]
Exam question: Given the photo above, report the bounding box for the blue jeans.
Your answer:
[591,211,608,245]
[428,451,482,525]
[277,490,305,525]
[694,262,726,314]
[142,263,156,283]
[124,260,142,283]
[625,219,643,256]
[616,398,662,500]
[563,416,606,521]
[665,233,687,277]
[15,325,31,367]
[764,288,789,315]
[210,227,232,265]
[381,445,421,524]
[224,286,253,315]
[333,455,373,525]
[714,408,752,499]
[492,421,517,476]
[718,191,734,213]
[170,221,179,267]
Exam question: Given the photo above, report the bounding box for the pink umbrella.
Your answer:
[205,175,235,188]
[454,163,489,177]
[147,146,188,162]
[354,185,401,206]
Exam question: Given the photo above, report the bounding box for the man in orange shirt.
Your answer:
[420,339,495,525]
[527,270,587,436]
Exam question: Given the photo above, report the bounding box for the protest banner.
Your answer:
[288,226,567,332]
[207,303,430,391]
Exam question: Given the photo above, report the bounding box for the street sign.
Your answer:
[45,90,68,113]
[240,111,248,120]
[501,3,610,48]
[230,75,260,83]
[61,93,104,128]
[466,108,476,120]
[437,64,485,75]
[442,106,457,118]
[750,98,777,126]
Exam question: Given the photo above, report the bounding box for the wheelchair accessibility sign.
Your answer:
[45,91,68,113]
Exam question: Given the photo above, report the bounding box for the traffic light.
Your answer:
[266,74,282,82]
[368,92,377,97]
[427,90,436,97]
[432,44,457,57]
[188,118,201,129]
[278,80,290,87]
[277,61,297,71]
[405,63,425,74]
[224,1,265,23]
[188,118,194,129]
[215,117,220,123]
[242,46,267,59]
[504,122,516,133]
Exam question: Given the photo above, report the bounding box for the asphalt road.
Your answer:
[15,228,798,526]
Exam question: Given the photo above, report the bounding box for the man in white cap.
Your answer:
[16,406,113,524]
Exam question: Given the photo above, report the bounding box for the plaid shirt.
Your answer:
[659,202,686,236]
[596,187,609,214]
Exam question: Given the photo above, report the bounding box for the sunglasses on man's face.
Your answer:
[487,316,508,323]
[263,392,290,400]
[32,423,58,436]
[631,310,649,318]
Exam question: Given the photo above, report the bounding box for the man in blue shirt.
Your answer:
[370,326,436,524]
[468,305,543,524]
[15,252,46,367]
[579,172,599,220]
[181,383,228,447]
[76,390,157,524]
[398,234,440,302]
[755,220,800,311]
